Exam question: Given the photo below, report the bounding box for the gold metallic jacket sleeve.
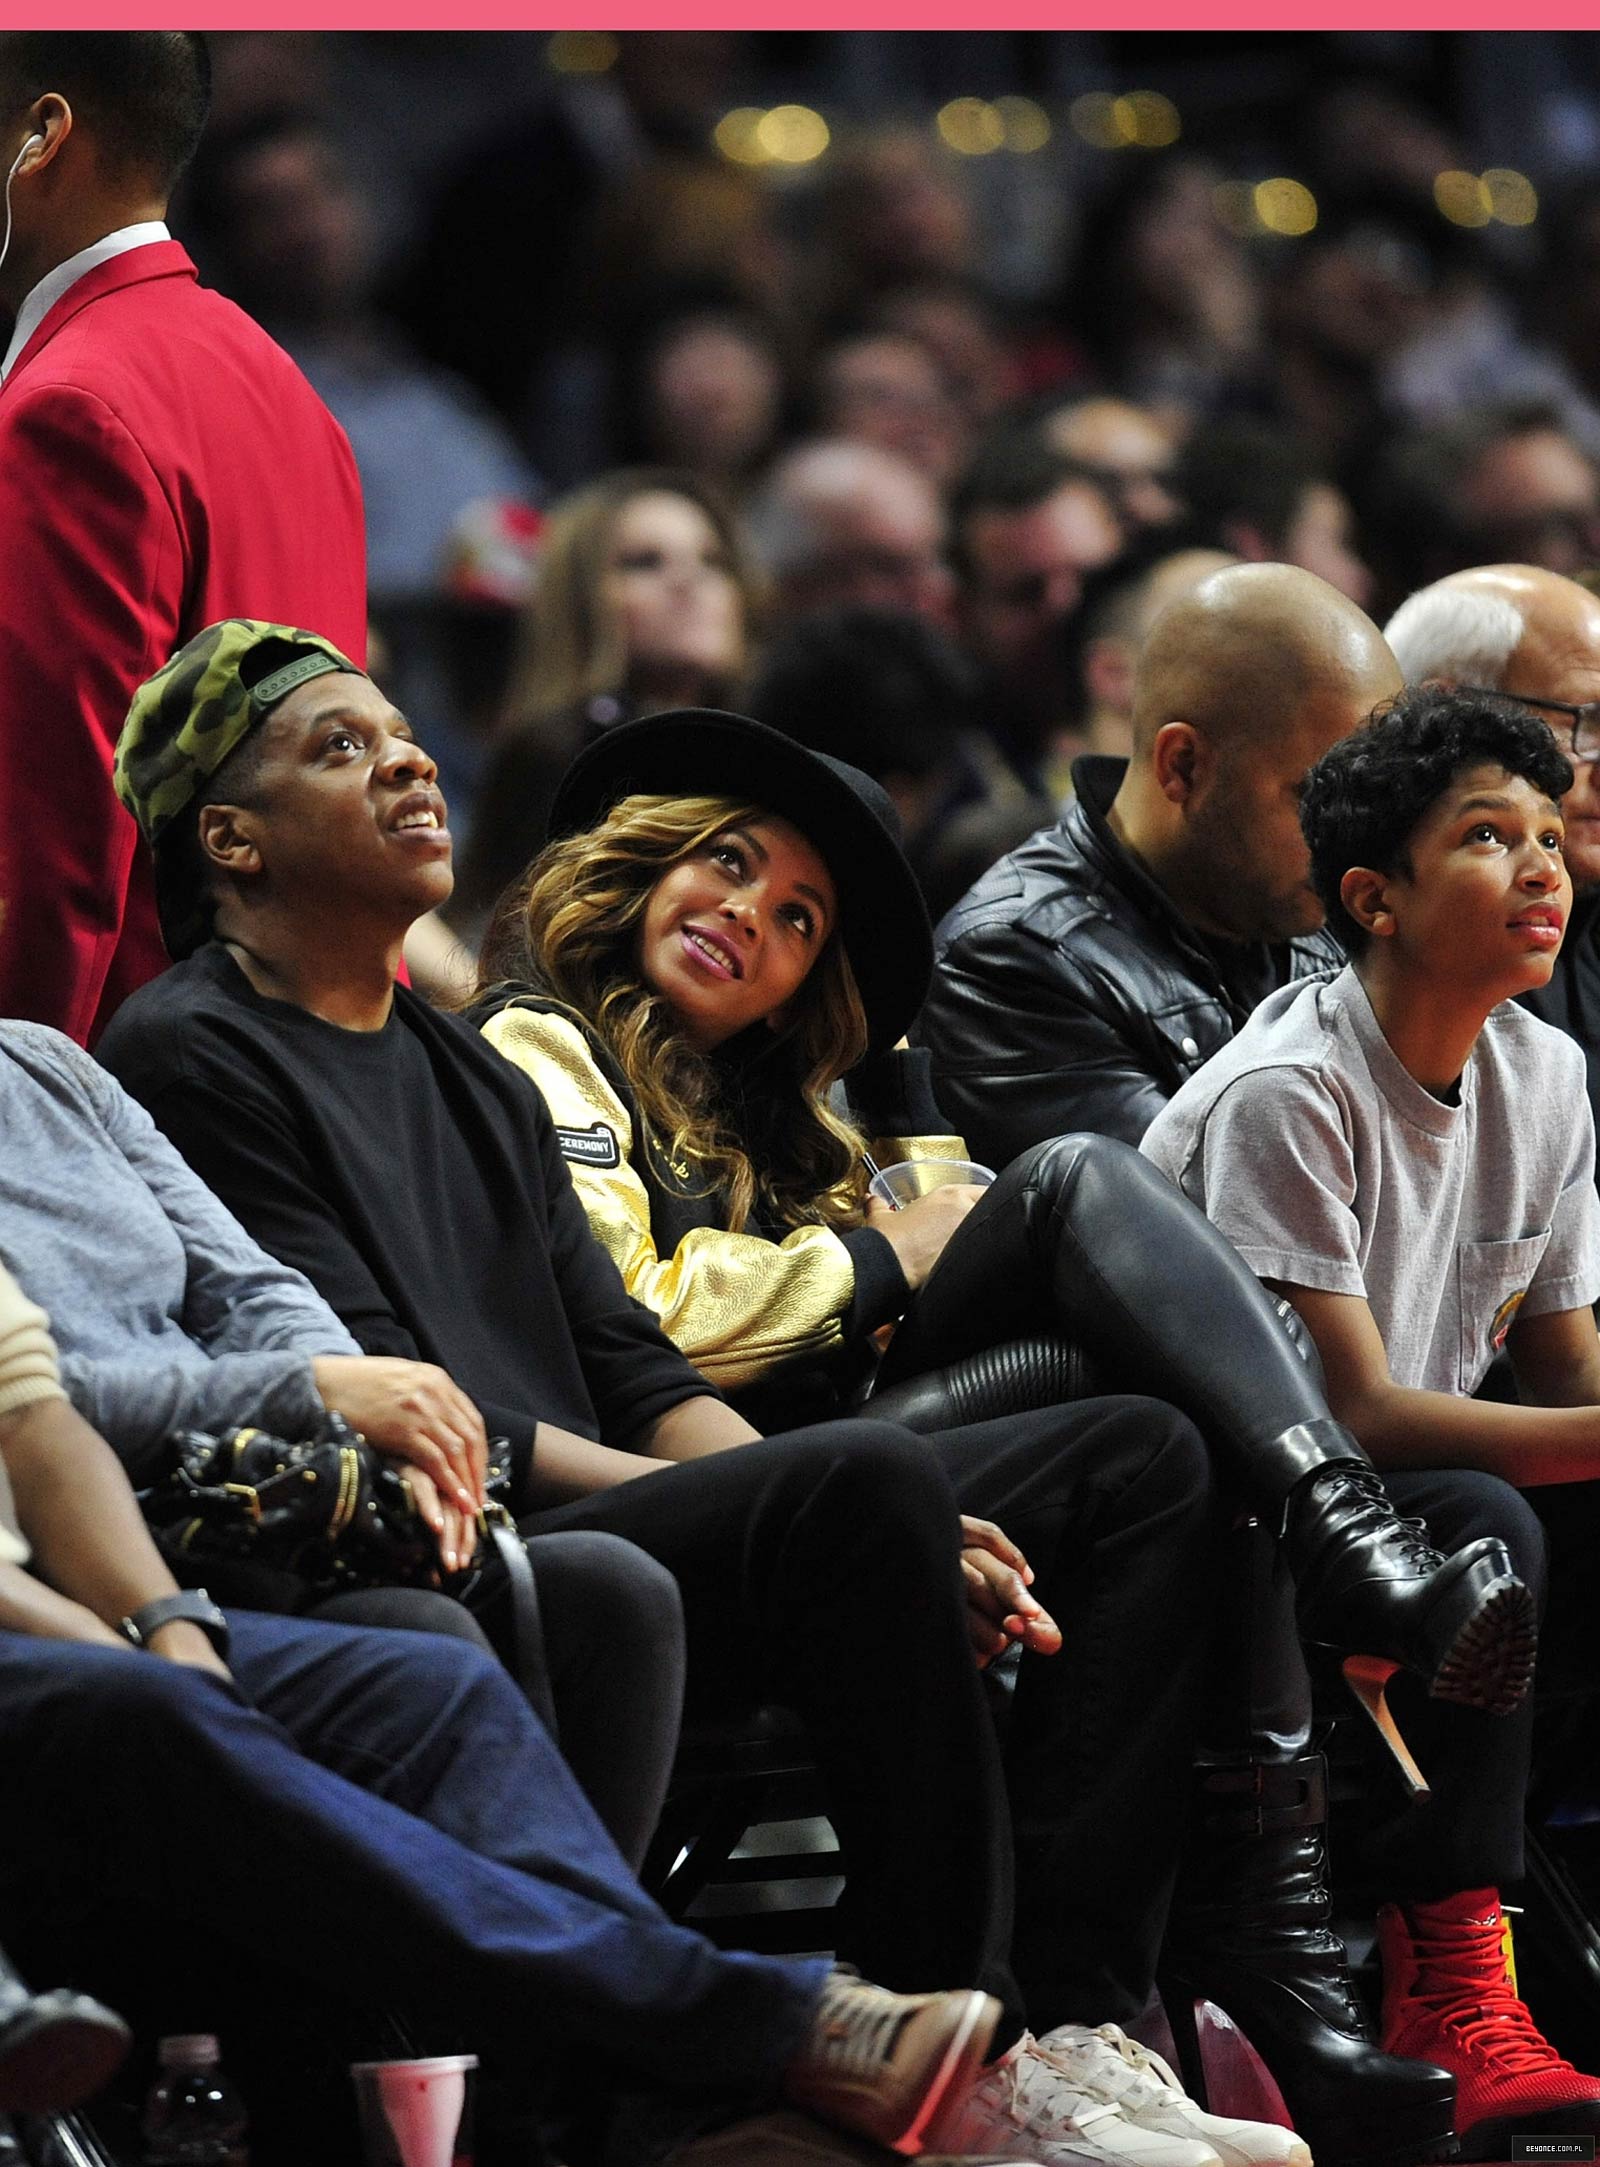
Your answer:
[868,1129,969,1167]
[483,1006,861,1390]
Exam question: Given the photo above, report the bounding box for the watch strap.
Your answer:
[118,1589,230,1657]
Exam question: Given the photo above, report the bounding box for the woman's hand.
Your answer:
[401,1466,481,1578]
[959,1514,1062,1669]
[865,1186,986,1291]
[311,1355,488,1514]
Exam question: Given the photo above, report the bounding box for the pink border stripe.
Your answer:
[30,12,1600,48]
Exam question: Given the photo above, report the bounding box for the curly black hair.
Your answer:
[1300,684,1573,954]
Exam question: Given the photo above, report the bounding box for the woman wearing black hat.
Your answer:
[471,706,1533,2167]
[471,707,964,1428]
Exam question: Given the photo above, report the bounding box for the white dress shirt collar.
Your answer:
[2,219,170,382]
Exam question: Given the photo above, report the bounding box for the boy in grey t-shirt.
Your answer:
[1145,684,1600,2157]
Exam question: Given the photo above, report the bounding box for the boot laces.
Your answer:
[1408,1913,1582,2078]
[1322,1470,1442,1570]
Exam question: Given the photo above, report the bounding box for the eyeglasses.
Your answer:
[1461,687,1600,763]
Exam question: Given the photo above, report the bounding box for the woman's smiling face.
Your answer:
[602,489,743,695]
[636,814,837,1049]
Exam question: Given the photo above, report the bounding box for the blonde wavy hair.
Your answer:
[477,794,871,1234]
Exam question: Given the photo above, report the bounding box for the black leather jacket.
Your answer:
[915,754,1341,1167]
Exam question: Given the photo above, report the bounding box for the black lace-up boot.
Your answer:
[1161,1755,1458,2167]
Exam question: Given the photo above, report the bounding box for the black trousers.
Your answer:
[874,1134,1592,1901]
[1370,1470,1600,1899]
[523,1404,1219,2034]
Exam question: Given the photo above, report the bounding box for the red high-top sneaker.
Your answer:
[1378,1887,1600,2160]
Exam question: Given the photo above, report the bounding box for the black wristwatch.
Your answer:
[117,1589,230,1659]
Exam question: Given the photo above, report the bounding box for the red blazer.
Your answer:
[0,241,367,1044]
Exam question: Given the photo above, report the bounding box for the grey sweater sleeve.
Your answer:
[58,1347,331,1481]
[34,1034,359,1474]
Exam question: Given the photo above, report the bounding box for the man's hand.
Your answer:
[865,1187,985,1291]
[144,1617,232,1683]
[311,1355,489,1514]
[0,1563,233,1680]
[959,1514,1062,1669]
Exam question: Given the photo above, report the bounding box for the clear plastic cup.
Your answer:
[867,1157,996,1209]
[351,2054,477,2167]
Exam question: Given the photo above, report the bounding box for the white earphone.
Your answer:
[0,132,43,280]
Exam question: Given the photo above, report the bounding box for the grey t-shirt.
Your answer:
[1141,966,1600,1395]
[0,1023,359,1476]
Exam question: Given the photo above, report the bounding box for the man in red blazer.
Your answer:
[0,33,366,1044]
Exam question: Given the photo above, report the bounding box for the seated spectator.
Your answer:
[923,578,1594,2157]
[808,128,977,327]
[612,288,788,499]
[812,326,969,490]
[1383,564,1600,1152]
[1264,190,1442,482]
[744,439,954,628]
[1368,402,1600,614]
[901,434,1124,916]
[1172,422,1373,609]
[950,432,1124,793]
[95,619,1305,2167]
[1056,534,1237,774]
[188,107,535,625]
[868,277,1019,443]
[1042,396,1182,534]
[1054,154,1263,428]
[1522,181,1600,458]
[0,1006,687,1871]
[183,103,540,843]
[745,605,972,887]
[916,563,1379,1166]
[449,467,756,942]
[1142,686,1600,2157]
[0,1256,995,2165]
[391,32,743,449]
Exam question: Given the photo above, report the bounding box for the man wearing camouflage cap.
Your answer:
[114,617,362,962]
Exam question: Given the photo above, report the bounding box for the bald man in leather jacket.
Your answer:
[916,564,1392,1166]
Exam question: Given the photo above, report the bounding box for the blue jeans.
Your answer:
[0,1610,824,2098]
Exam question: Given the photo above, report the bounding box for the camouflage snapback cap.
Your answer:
[115,618,361,846]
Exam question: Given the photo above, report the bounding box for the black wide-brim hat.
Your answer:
[548,709,934,1056]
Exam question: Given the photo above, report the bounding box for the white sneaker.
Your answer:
[927,2034,1223,2166]
[1033,2026,1311,2167]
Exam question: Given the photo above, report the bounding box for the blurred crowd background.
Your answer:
[171,27,1600,946]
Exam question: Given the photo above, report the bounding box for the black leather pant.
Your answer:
[871,1135,1545,1893]
[875,1134,1344,1494]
